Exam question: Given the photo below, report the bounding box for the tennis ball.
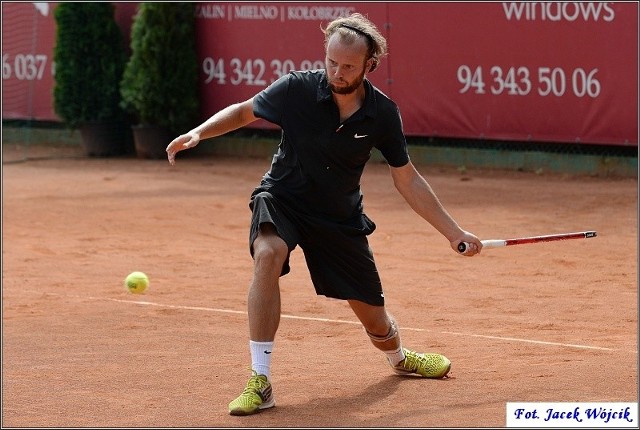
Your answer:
[124,271,149,294]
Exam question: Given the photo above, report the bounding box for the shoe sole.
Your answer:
[229,399,275,416]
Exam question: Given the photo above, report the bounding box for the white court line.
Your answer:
[46,293,636,354]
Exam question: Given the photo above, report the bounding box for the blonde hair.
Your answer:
[322,13,388,72]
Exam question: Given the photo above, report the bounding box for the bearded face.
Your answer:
[325,33,370,95]
[328,66,366,95]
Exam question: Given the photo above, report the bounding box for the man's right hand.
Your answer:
[166,132,200,166]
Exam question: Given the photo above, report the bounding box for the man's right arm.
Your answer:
[192,97,258,140]
[166,97,257,165]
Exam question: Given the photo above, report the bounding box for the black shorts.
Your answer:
[249,191,385,306]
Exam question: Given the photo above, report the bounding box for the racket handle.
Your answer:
[457,240,506,254]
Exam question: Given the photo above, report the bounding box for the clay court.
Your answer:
[2,144,638,427]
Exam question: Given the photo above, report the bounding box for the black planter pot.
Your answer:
[79,121,134,157]
[132,124,174,159]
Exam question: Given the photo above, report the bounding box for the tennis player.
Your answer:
[166,12,483,416]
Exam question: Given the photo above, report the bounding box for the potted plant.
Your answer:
[119,3,200,159]
[53,2,133,157]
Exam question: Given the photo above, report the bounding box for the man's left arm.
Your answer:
[389,161,482,255]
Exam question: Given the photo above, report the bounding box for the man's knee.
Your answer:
[253,225,288,267]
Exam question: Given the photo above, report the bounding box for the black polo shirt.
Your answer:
[252,69,409,222]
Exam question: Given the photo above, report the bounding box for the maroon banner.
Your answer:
[2,2,638,146]
[386,2,638,145]
[2,2,57,120]
[1,2,136,121]
[194,2,637,145]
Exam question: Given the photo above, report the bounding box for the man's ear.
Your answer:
[366,58,375,73]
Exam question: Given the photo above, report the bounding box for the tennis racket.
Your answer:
[458,231,597,254]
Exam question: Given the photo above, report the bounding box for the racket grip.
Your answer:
[458,240,505,253]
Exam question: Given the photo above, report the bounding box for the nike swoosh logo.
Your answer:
[354,133,368,139]
[264,351,272,354]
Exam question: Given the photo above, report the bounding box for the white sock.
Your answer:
[385,346,406,367]
[250,340,273,380]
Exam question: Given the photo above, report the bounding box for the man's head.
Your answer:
[322,13,388,95]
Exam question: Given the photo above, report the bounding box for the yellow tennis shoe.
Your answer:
[392,348,451,378]
[228,371,275,416]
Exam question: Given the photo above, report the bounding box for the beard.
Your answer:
[328,69,366,95]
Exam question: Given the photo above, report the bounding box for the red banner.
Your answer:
[2,2,57,120]
[2,2,638,146]
[1,2,136,121]
[387,2,638,145]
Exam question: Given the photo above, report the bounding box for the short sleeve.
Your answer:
[252,74,291,127]
[376,105,410,168]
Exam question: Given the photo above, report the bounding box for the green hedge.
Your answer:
[119,3,199,134]
[53,3,127,128]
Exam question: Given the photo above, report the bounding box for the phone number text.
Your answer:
[3,53,53,80]
[202,56,324,86]
[457,65,601,98]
